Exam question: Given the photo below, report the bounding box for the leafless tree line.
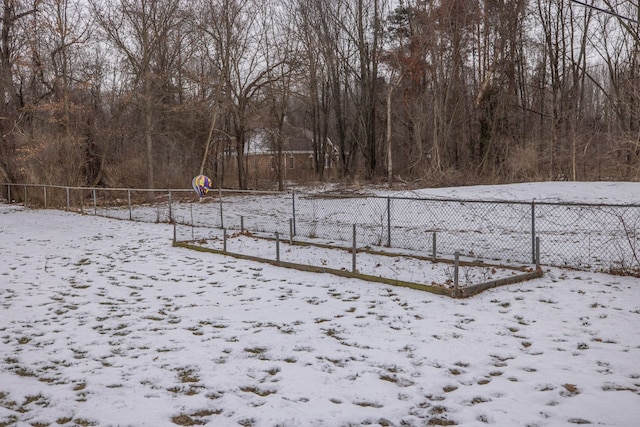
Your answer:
[0,0,639,191]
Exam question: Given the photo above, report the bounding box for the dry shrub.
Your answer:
[415,167,468,188]
[506,144,540,180]
[109,153,147,188]
[15,132,85,185]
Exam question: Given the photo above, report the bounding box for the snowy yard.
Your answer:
[1,182,639,426]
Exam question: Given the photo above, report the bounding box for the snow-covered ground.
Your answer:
[1,182,639,426]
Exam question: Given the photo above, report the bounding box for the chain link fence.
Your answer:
[292,194,639,273]
[2,183,638,274]
[534,202,639,272]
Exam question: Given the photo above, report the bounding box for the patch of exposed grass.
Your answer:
[379,373,396,383]
[430,405,448,414]
[72,349,88,359]
[239,386,276,397]
[16,394,48,414]
[205,391,224,400]
[323,328,343,340]
[167,385,203,396]
[238,418,256,427]
[427,418,458,426]
[469,396,491,405]
[244,346,268,356]
[171,414,205,426]
[514,315,529,325]
[73,419,97,426]
[602,382,637,392]
[490,354,514,362]
[537,384,556,392]
[266,367,280,376]
[353,400,383,408]
[568,418,593,424]
[177,367,200,383]
[212,323,228,329]
[561,383,580,397]
[0,415,18,427]
[39,375,64,384]
[192,409,222,417]
[12,366,36,377]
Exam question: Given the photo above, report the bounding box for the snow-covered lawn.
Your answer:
[1,182,639,426]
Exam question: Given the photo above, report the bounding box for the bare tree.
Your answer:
[473,0,530,178]
[199,0,290,189]
[599,0,640,179]
[350,0,385,180]
[262,2,300,190]
[19,0,97,185]
[91,0,189,190]
[0,0,39,185]
[290,0,324,180]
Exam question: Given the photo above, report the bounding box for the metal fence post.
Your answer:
[127,189,132,220]
[66,187,70,211]
[432,232,437,261]
[93,189,97,215]
[218,188,224,229]
[43,186,47,209]
[223,228,227,252]
[190,203,194,241]
[292,190,297,236]
[289,218,293,244]
[240,215,244,232]
[24,185,27,206]
[454,251,460,294]
[168,191,172,223]
[275,232,280,262]
[531,199,536,264]
[536,237,540,270]
[7,184,10,203]
[386,196,391,247]
[352,224,357,273]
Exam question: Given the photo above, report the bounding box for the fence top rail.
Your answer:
[3,182,639,208]
[305,191,640,209]
[1,183,285,196]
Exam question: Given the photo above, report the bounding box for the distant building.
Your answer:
[224,124,338,187]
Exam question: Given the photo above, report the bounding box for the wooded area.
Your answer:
[0,0,639,191]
